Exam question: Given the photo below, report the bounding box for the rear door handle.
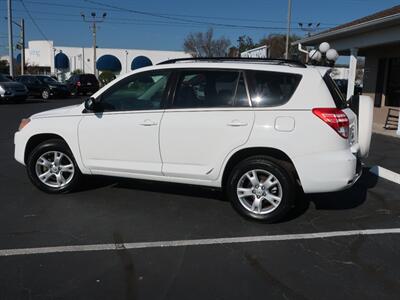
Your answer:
[227,120,248,127]
[139,119,158,126]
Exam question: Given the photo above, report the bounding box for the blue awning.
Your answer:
[97,55,122,72]
[131,56,152,70]
[55,52,69,69]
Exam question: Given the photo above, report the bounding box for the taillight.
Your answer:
[312,108,349,139]
[76,81,81,87]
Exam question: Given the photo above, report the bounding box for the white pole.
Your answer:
[285,0,292,59]
[346,48,358,100]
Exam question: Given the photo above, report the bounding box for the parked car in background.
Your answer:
[65,74,99,95]
[15,75,70,100]
[14,58,374,222]
[0,73,28,103]
[334,79,363,98]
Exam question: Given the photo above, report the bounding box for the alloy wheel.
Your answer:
[236,169,283,215]
[35,151,75,188]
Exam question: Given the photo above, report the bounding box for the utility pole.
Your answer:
[285,0,292,59]
[20,19,25,75]
[81,12,107,77]
[7,0,14,77]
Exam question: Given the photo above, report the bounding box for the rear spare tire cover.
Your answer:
[358,95,374,158]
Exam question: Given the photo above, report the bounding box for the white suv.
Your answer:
[14,58,373,222]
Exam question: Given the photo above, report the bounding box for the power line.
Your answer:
[4,14,332,31]
[0,8,338,26]
[19,0,51,45]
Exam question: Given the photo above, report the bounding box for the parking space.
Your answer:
[0,98,400,299]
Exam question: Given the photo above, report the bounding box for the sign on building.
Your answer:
[241,45,270,58]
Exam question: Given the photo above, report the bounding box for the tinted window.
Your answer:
[80,74,98,84]
[100,70,170,111]
[17,76,39,84]
[324,72,347,109]
[0,74,11,82]
[37,76,58,84]
[172,70,248,108]
[247,71,302,107]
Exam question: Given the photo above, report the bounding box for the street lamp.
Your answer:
[81,11,107,77]
[298,22,321,37]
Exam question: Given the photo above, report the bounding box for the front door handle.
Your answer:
[139,119,158,126]
[227,120,248,127]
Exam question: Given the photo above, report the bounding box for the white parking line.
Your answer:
[370,166,400,185]
[1,228,400,257]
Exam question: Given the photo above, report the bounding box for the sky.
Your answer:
[1,0,400,56]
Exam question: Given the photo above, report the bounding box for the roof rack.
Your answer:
[157,57,307,68]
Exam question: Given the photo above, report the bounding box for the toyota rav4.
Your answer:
[14,58,373,222]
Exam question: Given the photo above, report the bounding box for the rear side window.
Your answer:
[323,72,347,109]
[247,71,302,107]
[172,70,249,108]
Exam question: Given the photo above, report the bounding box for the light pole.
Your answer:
[7,0,14,77]
[81,12,107,77]
[298,22,320,37]
[285,0,292,59]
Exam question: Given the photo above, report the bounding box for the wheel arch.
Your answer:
[221,147,301,190]
[24,133,69,164]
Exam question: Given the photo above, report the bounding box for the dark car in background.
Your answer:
[66,74,99,95]
[0,73,28,103]
[15,75,70,100]
[334,79,363,98]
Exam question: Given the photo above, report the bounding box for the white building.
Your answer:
[20,40,190,79]
[241,45,270,58]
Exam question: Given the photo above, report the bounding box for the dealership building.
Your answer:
[18,40,189,79]
[294,5,400,134]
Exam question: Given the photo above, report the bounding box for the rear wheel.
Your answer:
[226,156,295,222]
[27,139,83,193]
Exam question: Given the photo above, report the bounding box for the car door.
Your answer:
[17,76,33,95]
[78,70,171,176]
[160,69,254,181]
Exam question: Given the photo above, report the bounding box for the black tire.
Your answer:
[26,139,83,193]
[41,89,50,100]
[226,156,295,223]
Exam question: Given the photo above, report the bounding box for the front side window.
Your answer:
[172,70,249,108]
[247,71,302,107]
[100,71,170,111]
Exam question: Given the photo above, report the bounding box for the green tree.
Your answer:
[0,60,8,74]
[237,35,255,53]
[71,69,83,75]
[259,34,302,60]
[99,70,116,86]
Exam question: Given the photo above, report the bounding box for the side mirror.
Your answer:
[84,97,100,112]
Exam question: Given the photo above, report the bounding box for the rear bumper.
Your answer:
[294,148,360,193]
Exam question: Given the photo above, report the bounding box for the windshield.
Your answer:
[0,74,11,82]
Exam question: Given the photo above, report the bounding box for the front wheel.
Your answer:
[27,139,83,193]
[226,156,295,222]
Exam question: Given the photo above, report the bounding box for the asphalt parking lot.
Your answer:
[0,98,399,299]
